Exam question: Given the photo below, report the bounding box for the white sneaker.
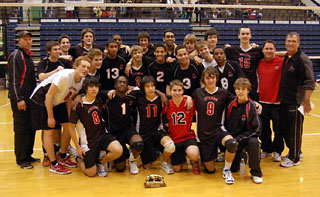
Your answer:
[252,176,263,184]
[68,145,78,158]
[222,169,235,184]
[273,152,281,162]
[261,152,272,159]
[161,162,174,175]
[280,158,300,168]
[97,163,107,177]
[129,159,139,174]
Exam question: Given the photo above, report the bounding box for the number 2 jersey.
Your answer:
[147,60,172,93]
[192,87,233,141]
[162,97,196,143]
[70,97,106,152]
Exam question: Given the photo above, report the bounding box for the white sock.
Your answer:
[224,161,232,170]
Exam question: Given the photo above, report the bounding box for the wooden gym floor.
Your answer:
[0,86,320,197]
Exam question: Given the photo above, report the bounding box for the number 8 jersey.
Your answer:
[192,87,233,141]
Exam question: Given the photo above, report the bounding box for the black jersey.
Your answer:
[136,95,163,141]
[118,48,130,63]
[143,46,155,58]
[69,98,106,150]
[192,87,233,141]
[147,60,171,93]
[69,44,105,60]
[128,64,148,87]
[37,58,73,76]
[167,60,204,96]
[215,60,245,95]
[105,94,135,133]
[99,55,126,91]
[225,46,263,94]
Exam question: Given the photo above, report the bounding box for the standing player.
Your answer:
[147,44,172,93]
[69,77,123,177]
[69,28,105,60]
[225,26,264,101]
[196,40,217,68]
[137,31,154,58]
[87,48,103,78]
[128,45,148,87]
[30,56,91,174]
[135,76,175,174]
[163,29,177,59]
[111,34,130,62]
[58,34,72,61]
[166,45,203,96]
[225,78,263,184]
[37,41,73,167]
[104,76,144,174]
[204,28,219,54]
[7,31,38,169]
[163,80,200,174]
[99,39,126,90]
[213,47,244,95]
[257,40,284,161]
[192,67,237,184]
[279,32,315,167]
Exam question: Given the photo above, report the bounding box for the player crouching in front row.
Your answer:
[224,78,263,184]
[69,77,123,177]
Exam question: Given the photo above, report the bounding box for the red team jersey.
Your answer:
[162,97,196,143]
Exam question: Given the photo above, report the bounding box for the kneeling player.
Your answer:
[192,67,237,184]
[163,80,200,174]
[69,77,123,177]
[135,76,175,174]
[225,78,263,184]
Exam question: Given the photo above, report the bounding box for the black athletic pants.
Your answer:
[260,103,284,154]
[280,103,303,163]
[231,137,262,177]
[10,99,36,165]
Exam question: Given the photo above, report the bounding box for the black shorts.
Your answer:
[198,130,229,162]
[140,130,167,165]
[171,138,197,166]
[83,132,116,169]
[110,127,139,164]
[31,101,69,130]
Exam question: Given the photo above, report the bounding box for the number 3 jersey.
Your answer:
[192,87,233,141]
[69,98,106,151]
[162,97,196,143]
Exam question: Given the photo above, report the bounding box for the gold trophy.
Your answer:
[144,174,166,188]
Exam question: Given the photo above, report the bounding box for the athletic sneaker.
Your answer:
[57,155,78,168]
[252,176,263,184]
[97,163,107,177]
[222,169,235,184]
[191,161,200,174]
[273,152,281,162]
[280,158,300,167]
[49,162,71,175]
[216,153,225,162]
[161,162,174,175]
[27,157,41,163]
[128,159,139,174]
[18,162,33,169]
[42,155,51,167]
[261,152,272,159]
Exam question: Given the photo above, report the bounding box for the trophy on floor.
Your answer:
[144,174,166,188]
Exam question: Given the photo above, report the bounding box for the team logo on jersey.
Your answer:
[288,65,295,72]
[120,64,124,69]
[241,114,246,121]
[192,73,197,79]
[228,71,233,77]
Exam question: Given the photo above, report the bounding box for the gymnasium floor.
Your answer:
[0,86,319,196]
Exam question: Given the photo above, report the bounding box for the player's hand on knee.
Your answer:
[77,146,86,159]
[253,101,262,115]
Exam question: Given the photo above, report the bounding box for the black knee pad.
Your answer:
[225,139,237,153]
[132,141,144,152]
[115,167,126,172]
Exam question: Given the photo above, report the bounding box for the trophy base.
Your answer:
[144,182,166,188]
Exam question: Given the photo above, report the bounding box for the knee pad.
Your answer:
[132,141,144,152]
[163,140,175,153]
[225,139,237,153]
[204,166,216,174]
